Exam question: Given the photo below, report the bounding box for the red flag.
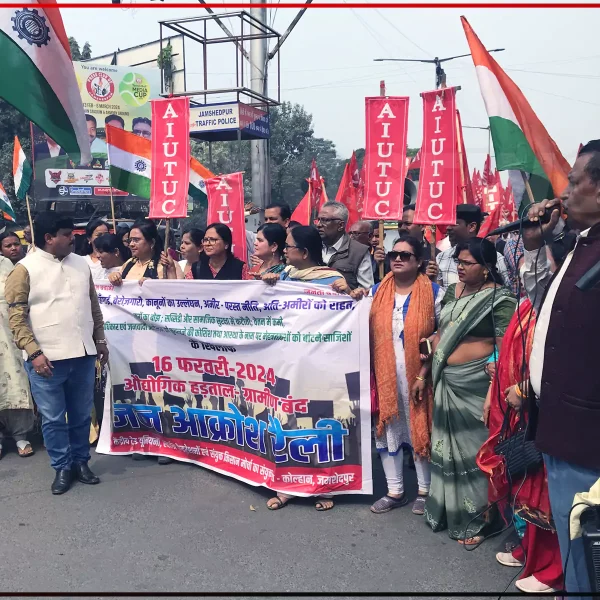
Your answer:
[205,172,247,262]
[149,97,190,219]
[482,154,493,186]
[291,190,310,225]
[350,151,360,188]
[335,163,360,230]
[309,159,322,216]
[409,148,422,170]
[577,143,583,156]
[478,202,503,238]
[363,96,409,220]
[502,181,518,222]
[456,110,474,205]
[414,87,459,226]
[472,170,484,208]
[356,163,365,215]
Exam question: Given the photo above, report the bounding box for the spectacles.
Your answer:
[202,237,221,246]
[348,230,370,237]
[454,258,480,267]
[128,236,143,245]
[133,129,151,138]
[388,251,416,262]
[284,244,301,251]
[316,217,342,225]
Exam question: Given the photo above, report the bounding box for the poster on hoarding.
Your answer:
[31,62,160,205]
[96,280,373,496]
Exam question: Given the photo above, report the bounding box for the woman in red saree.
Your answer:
[477,299,563,594]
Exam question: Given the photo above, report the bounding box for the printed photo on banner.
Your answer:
[30,62,160,206]
[96,280,373,496]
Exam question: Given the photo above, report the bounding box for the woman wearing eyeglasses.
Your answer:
[350,234,444,515]
[192,223,249,281]
[262,226,346,291]
[424,237,516,546]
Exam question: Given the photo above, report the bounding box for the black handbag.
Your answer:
[494,389,543,479]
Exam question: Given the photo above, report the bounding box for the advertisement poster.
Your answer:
[31,62,160,205]
[96,280,373,496]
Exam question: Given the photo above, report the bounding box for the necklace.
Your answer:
[449,282,485,326]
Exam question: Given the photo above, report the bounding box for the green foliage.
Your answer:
[68,36,81,60]
[82,42,92,61]
[0,100,32,223]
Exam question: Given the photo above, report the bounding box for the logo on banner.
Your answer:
[363,97,409,221]
[86,72,115,102]
[413,88,459,226]
[150,97,191,220]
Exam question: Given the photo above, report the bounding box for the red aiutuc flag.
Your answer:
[478,202,502,238]
[335,163,360,230]
[309,158,322,215]
[413,87,459,226]
[356,163,365,215]
[456,109,474,205]
[363,96,409,220]
[149,97,190,219]
[502,181,518,222]
[205,172,247,262]
[350,151,360,188]
[472,170,484,207]
[482,154,493,186]
[291,190,310,225]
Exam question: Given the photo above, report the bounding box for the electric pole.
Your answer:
[250,0,269,210]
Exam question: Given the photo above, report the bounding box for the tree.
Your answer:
[69,36,81,60]
[0,100,32,222]
[81,42,92,61]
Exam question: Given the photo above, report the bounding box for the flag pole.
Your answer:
[25,193,35,251]
[108,181,117,234]
[378,79,386,282]
[520,171,536,209]
[163,218,170,279]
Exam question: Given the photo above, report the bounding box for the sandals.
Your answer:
[370,494,408,514]
[267,495,291,511]
[315,498,334,512]
[412,494,427,515]
[458,535,484,546]
[17,443,34,458]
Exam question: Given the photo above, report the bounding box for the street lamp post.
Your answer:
[374,49,505,89]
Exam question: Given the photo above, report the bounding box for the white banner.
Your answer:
[96,280,373,496]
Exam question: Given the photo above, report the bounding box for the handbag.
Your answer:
[494,389,543,479]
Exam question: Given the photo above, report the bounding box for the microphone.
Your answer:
[484,205,563,237]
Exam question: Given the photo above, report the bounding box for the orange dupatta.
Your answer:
[370,272,436,457]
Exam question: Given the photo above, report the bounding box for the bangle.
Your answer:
[416,376,425,381]
[515,384,526,399]
[28,349,43,362]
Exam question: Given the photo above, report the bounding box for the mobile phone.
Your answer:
[419,339,432,356]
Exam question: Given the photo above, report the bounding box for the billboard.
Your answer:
[32,62,161,206]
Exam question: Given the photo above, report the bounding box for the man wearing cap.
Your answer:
[435,204,510,288]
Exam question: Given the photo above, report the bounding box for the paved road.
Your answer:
[0,442,516,598]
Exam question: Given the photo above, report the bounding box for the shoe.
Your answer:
[51,469,73,495]
[515,575,556,594]
[72,463,100,485]
[496,551,524,568]
[157,456,174,465]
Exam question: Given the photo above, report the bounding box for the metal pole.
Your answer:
[250,1,269,213]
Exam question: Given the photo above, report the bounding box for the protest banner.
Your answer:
[205,172,247,262]
[362,96,409,221]
[414,88,459,226]
[96,280,373,496]
[150,97,190,219]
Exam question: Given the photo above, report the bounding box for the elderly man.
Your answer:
[436,204,510,288]
[317,201,373,290]
[517,140,600,599]
[348,220,373,247]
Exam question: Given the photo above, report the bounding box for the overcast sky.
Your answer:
[62,1,600,173]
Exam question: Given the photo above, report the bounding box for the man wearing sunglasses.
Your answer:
[435,204,509,288]
[317,201,373,290]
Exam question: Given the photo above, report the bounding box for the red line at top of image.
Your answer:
[2,2,599,7]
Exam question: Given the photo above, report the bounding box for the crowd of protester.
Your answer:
[1,142,600,598]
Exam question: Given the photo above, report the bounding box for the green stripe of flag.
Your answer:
[110,166,150,199]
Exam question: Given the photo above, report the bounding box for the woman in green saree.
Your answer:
[424,237,516,545]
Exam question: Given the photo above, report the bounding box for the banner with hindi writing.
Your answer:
[96,280,373,496]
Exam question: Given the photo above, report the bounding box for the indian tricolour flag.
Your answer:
[461,16,570,201]
[0,183,16,223]
[13,136,32,201]
[106,125,212,205]
[0,1,91,164]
